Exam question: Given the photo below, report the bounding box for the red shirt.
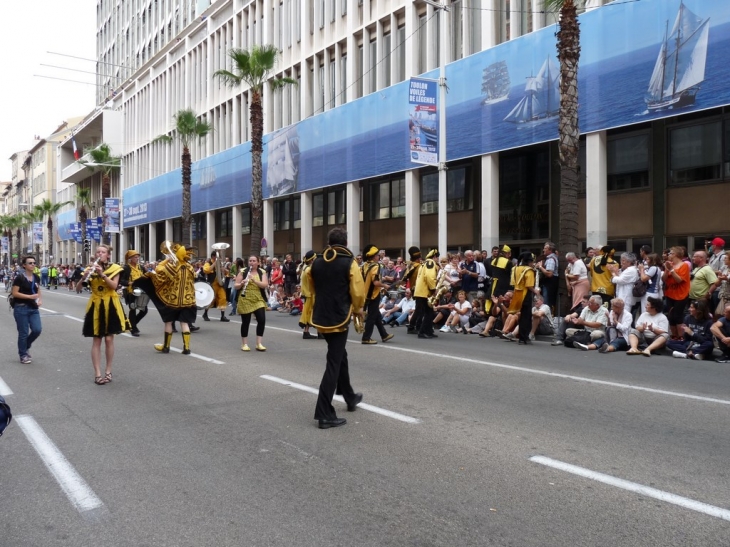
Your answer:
[664,261,690,300]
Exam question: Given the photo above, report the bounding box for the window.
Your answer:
[669,121,722,185]
[313,193,324,226]
[499,149,550,241]
[418,14,427,74]
[192,214,207,240]
[420,168,472,213]
[327,188,346,225]
[608,133,650,191]
[396,25,406,83]
[357,44,364,98]
[241,205,251,234]
[369,38,377,93]
[217,210,232,237]
[383,32,391,87]
[293,197,301,229]
[369,178,404,220]
[274,199,290,230]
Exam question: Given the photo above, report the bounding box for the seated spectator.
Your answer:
[442,290,472,333]
[563,295,608,347]
[668,300,714,360]
[464,299,487,334]
[575,297,632,352]
[380,293,398,316]
[269,285,286,311]
[479,291,513,337]
[710,302,730,363]
[433,290,456,330]
[626,296,669,357]
[528,294,554,341]
[289,287,303,315]
[551,294,590,345]
[386,289,416,326]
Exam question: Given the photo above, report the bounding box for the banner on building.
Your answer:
[33,222,43,245]
[86,217,103,242]
[1,236,8,254]
[408,78,439,166]
[104,198,120,233]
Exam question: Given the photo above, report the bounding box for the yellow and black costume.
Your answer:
[299,251,317,336]
[414,248,440,338]
[119,250,148,335]
[486,245,514,313]
[202,253,229,321]
[82,263,131,337]
[401,246,423,333]
[360,244,393,344]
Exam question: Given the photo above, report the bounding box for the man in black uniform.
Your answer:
[360,244,395,345]
[400,246,423,334]
[310,228,366,429]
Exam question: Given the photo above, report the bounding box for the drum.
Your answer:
[129,288,150,309]
[194,281,215,309]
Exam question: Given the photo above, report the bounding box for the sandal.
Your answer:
[626,349,641,355]
[94,376,109,385]
[105,372,113,382]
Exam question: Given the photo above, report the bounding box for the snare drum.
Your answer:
[130,288,150,309]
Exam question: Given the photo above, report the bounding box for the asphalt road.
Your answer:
[1,288,729,546]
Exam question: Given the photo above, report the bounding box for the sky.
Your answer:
[0,0,97,181]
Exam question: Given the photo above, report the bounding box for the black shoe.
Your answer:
[189,325,200,332]
[347,393,363,412]
[716,357,730,363]
[317,333,325,339]
[518,339,532,345]
[131,330,140,337]
[318,417,347,429]
[220,316,230,322]
[202,313,210,322]
[418,333,436,339]
[407,328,417,335]
[303,332,316,339]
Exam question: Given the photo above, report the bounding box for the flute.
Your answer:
[80,258,102,284]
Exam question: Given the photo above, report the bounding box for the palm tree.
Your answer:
[545,0,582,259]
[214,45,296,257]
[34,199,74,261]
[78,143,121,244]
[76,187,93,263]
[0,214,23,267]
[153,109,213,248]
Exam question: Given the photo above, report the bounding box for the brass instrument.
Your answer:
[427,267,451,308]
[211,242,230,285]
[160,240,178,265]
[352,311,364,334]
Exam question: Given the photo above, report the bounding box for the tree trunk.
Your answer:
[80,209,88,264]
[556,0,581,311]
[249,90,264,258]
[181,146,192,248]
[47,218,54,261]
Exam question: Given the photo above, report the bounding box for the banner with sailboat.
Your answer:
[409,78,439,166]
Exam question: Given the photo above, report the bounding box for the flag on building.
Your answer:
[72,133,81,160]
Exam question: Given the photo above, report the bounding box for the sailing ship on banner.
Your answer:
[503,56,559,125]
[481,61,510,105]
[645,1,710,112]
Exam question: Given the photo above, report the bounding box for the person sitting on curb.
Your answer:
[668,300,715,360]
[563,295,608,347]
[528,294,554,341]
[478,291,513,337]
[551,294,590,346]
[575,297,632,353]
[626,296,669,357]
[710,302,730,363]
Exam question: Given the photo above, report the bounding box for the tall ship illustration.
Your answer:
[481,61,510,105]
[503,56,559,125]
[199,165,216,189]
[266,127,300,197]
[645,1,709,112]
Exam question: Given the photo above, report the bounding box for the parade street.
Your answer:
[1,288,729,547]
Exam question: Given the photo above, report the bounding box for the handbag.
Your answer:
[632,277,648,298]
[564,329,591,348]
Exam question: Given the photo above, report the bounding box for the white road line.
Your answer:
[260,374,420,424]
[530,455,730,522]
[381,346,730,407]
[64,314,84,323]
[0,376,13,396]
[15,415,104,514]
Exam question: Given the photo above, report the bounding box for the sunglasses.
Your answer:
[25,262,36,265]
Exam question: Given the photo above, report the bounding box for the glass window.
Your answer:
[420,172,439,214]
[391,178,405,218]
[396,26,406,83]
[725,119,730,178]
[383,32,391,88]
[447,168,470,211]
[608,133,650,191]
[370,181,391,220]
[499,149,550,241]
[241,205,251,235]
[669,121,722,185]
[217,210,232,237]
[293,197,301,229]
[327,189,346,225]
[369,39,377,93]
[313,193,324,226]
[418,15,427,74]
[274,200,290,231]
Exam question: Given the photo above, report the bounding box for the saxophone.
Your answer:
[427,267,451,308]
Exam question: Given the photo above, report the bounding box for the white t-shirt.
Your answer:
[567,259,588,280]
[453,300,472,325]
[634,311,669,336]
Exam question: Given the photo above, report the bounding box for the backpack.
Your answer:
[0,395,12,437]
[632,277,648,298]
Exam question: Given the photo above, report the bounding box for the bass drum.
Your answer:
[194,282,215,309]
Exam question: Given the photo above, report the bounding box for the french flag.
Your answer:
[72,133,80,160]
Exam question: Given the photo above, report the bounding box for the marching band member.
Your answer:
[400,246,423,334]
[81,244,130,385]
[299,250,320,339]
[507,252,541,345]
[135,243,197,355]
[234,255,269,352]
[202,251,229,322]
[119,250,148,337]
[414,248,440,339]
[360,245,394,345]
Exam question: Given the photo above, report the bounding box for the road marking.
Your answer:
[530,455,730,522]
[260,374,420,424]
[15,415,104,514]
[0,376,13,396]
[381,346,730,407]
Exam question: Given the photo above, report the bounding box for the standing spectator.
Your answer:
[688,250,719,303]
[589,246,617,305]
[269,258,284,291]
[668,300,715,360]
[12,256,43,364]
[281,254,298,297]
[707,237,726,311]
[662,246,691,340]
[40,264,49,288]
[48,264,59,290]
[710,303,730,363]
[715,253,730,317]
[583,247,596,265]
[311,227,366,429]
[637,253,662,314]
[607,252,640,311]
[459,250,480,302]
[565,252,589,309]
[536,242,560,311]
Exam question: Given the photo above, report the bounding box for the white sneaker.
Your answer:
[575,342,590,351]
[672,351,687,359]
[551,339,563,346]
[503,332,516,340]
[440,325,450,333]
[528,334,535,341]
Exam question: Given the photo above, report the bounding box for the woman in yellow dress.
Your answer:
[81,244,130,384]
[234,255,269,352]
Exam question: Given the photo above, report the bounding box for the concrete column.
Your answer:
[206,210,216,256]
[119,230,127,257]
[404,169,420,252]
[134,226,141,253]
[482,0,498,49]
[263,199,275,256]
[300,191,313,252]
[532,0,547,32]
[148,223,157,262]
[480,153,500,251]
[405,1,417,78]
[165,219,174,241]
[231,204,242,259]
[346,181,360,256]
[586,131,608,248]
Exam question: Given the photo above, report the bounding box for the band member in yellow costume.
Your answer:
[299,250,320,339]
[360,244,394,345]
[202,251,229,322]
[81,244,131,385]
[414,248,440,339]
[234,255,269,352]
[136,242,198,355]
[507,252,540,345]
[119,249,148,337]
[399,246,422,333]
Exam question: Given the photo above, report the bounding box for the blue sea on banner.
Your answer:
[192,142,252,211]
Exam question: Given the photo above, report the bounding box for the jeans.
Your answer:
[14,304,42,357]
